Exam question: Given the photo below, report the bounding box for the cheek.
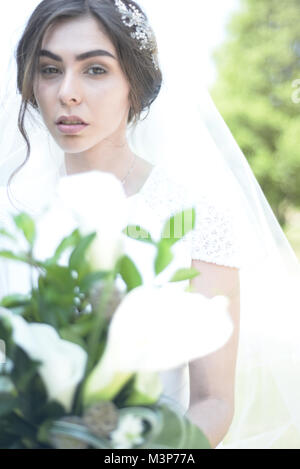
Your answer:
[91,77,130,115]
[33,79,53,109]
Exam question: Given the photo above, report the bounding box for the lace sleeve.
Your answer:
[139,165,242,269]
[184,193,242,269]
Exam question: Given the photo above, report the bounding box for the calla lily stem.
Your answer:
[74,271,116,414]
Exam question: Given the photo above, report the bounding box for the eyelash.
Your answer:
[39,65,107,77]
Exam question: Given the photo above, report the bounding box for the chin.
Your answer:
[56,138,94,154]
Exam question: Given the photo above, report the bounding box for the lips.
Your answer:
[57,123,89,135]
[56,115,88,125]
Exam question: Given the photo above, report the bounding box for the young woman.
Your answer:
[1,0,300,449]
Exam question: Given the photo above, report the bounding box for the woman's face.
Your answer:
[33,15,131,154]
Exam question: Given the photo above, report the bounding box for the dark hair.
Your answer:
[8,0,162,195]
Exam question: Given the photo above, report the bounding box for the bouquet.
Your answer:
[0,171,233,449]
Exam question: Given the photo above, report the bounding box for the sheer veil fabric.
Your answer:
[1,0,300,448]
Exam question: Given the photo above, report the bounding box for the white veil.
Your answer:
[1,0,300,449]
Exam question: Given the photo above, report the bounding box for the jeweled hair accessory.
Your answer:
[114,0,159,70]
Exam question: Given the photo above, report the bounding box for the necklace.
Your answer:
[121,153,138,185]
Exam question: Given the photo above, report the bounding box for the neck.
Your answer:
[63,133,135,183]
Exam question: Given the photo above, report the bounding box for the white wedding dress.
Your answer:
[121,163,241,450]
[120,165,240,434]
[0,162,241,449]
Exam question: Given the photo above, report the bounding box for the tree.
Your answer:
[211,0,300,227]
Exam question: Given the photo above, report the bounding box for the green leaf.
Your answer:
[122,225,155,245]
[0,378,19,420]
[13,213,36,246]
[42,264,75,291]
[161,208,196,248]
[0,431,25,449]
[143,404,211,449]
[0,396,20,418]
[118,255,143,291]
[35,400,65,424]
[45,229,81,265]
[0,251,29,263]
[2,412,38,440]
[0,377,16,394]
[80,271,110,293]
[169,267,201,283]
[69,232,97,275]
[0,228,16,242]
[30,265,77,327]
[11,347,43,393]
[58,329,87,350]
[60,315,93,338]
[154,241,174,276]
[0,315,14,357]
[0,294,30,309]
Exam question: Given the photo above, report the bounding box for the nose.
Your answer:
[57,72,82,105]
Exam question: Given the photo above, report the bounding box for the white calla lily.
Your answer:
[124,372,163,406]
[83,283,233,405]
[34,196,82,266]
[103,283,233,370]
[0,308,87,412]
[56,171,128,271]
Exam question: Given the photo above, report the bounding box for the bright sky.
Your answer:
[0,0,240,94]
[196,0,241,86]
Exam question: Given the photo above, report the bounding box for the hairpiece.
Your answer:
[114,0,159,70]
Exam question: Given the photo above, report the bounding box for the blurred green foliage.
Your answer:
[211,0,300,227]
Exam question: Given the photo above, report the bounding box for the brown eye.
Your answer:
[39,65,106,77]
[86,66,107,76]
[40,66,59,75]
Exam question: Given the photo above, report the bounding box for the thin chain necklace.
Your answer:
[121,153,138,185]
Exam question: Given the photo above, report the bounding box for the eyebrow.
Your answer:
[39,49,117,61]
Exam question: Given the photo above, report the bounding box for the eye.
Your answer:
[86,66,107,76]
[40,66,59,76]
[39,65,107,77]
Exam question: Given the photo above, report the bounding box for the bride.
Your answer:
[1,0,300,449]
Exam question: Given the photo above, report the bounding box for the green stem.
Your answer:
[86,273,115,372]
[28,249,34,293]
[74,272,115,414]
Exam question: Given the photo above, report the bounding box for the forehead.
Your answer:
[41,15,116,56]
